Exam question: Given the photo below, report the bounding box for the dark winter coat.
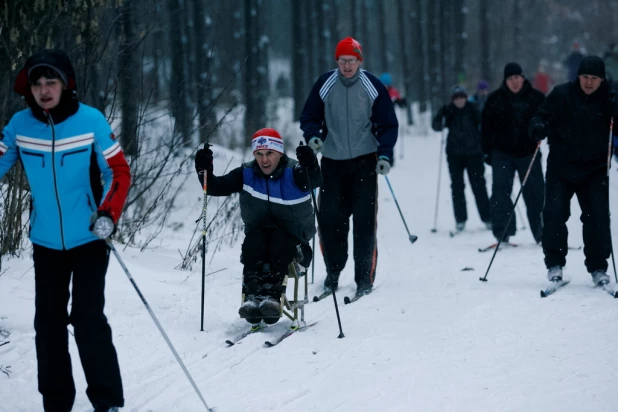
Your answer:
[529,80,618,181]
[431,102,483,156]
[198,155,322,244]
[482,80,545,158]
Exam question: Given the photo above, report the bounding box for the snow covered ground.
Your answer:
[2,121,618,412]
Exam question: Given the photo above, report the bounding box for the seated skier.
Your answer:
[194,128,322,324]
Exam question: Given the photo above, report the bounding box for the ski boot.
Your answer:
[592,270,610,286]
[238,296,262,324]
[547,266,563,282]
[259,297,281,325]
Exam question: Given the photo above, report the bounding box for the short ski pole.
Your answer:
[431,126,446,233]
[312,191,316,284]
[607,117,618,283]
[200,143,211,332]
[480,141,541,282]
[384,175,418,243]
[301,141,345,339]
[109,244,213,411]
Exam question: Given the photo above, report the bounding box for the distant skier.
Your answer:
[379,72,408,108]
[300,36,398,299]
[470,80,490,113]
[432,85,491,233]
[482,62,545,244]
[0,49,130,412]
[194,128,322,324]
[530,56,618,285]
[564,42,585,82]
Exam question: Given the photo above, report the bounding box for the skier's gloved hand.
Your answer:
[376,156,391,175]
[195,145,213,173]
[395,98,408,108]
[530,123,546,142]
[483,153,491,166]
[308,137,324,153]
[296,144,317,168]
[89,210,116,239]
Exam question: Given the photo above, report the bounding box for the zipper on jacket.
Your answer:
[46,112,66,249]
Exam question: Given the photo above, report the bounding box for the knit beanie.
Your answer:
[503,62,523,80]
[477,80,489,91]
[251,128,284,154]
[335,37,363,61]
[577,56,606,79]
[451,85,468,99]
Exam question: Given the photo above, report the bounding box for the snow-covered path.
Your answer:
[2,126,618,411]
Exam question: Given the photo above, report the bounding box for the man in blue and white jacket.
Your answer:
[300,37,398,298]
[0,49,130,412]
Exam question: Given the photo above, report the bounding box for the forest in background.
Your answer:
[1,0,617,262]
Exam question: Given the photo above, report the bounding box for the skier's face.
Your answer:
[453,96,466,108]
[506,75,524,94]
[31,76,65,110]
[578,75,603,95]
[337,55,361,78]
[254,150,283,175]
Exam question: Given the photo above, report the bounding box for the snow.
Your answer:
[2,115,618,412]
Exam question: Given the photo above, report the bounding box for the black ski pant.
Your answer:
[33,240,123,412]
[318,154,378,290]
[447,153,491,224]
[542,169,611,272]
[490,149,545,243]
[241,226,299,298]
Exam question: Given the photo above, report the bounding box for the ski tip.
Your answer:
[430,228,437,233]
[343,296,351,304]
[264,341,274,348]
[540,290,547,298]
[614,291,618,299]
[225,340,235,346]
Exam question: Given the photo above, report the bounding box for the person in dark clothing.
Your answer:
[530,56,618,286]
[194,128,322,324]
[432,85,491,232]
[564,42,585,82]
[300,37,398,298]
[0,49,131,412]
[482,62,546,244]
[470,80,490,113]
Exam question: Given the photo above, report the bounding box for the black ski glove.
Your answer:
[530,123,546,142]
[296,144,317,168]
[195,145,213,173]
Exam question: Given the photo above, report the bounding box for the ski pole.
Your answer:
[480,141,542,282]
[311,189,316,284]
[384,175,418,243]
[301,142,345,339]
[200,143,211,332]
[431,126,446,233]
[607,117,618,283]
[109,244,213,411]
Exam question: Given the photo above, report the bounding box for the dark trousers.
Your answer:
[542,169,611,272]
[447,154,491,224]
[33,240,123,411]
[318,154,378,288]
[490,149,545,242]
[241,227,298,298]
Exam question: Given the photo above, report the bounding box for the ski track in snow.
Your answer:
[2,123,618,411]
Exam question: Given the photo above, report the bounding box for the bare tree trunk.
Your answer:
[413,0,427,113]
[244,0,267,140]
[454,0,466,84]
[351,0,358,37]
[292,1,306,121]
[119,1,139,156]
[378,0,388,72]
[428,0,440,111]
[305,0,317,82]
[152,3,164,103]
[329,0,341,45]
[184,1,196,105]
[480,0,491,83]
[397,0,413,125]
[512,0,522,62]
[360,0,370,65]
[168,0,192,147]
[439,0,451,95]
[193,0,216,143]
[317,0,329,71]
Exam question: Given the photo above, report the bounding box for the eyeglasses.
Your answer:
[337,58,359,65]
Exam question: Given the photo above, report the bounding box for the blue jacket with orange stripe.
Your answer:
[0,103,131,250]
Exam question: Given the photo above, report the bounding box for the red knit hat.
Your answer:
[251,128,284,154]
[335,37,363,61]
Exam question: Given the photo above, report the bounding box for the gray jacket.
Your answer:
[300,69,399,161]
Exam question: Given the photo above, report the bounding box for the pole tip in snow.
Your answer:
[409,235,418,243]
[479,277,488,282]
[338,332,345,339]
[431,228,437,233]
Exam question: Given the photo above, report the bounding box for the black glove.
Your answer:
[89,210,116,239]
[483,153,491,166]
[195,145,213,172]
[395,98,408,108]
[530,124,546,142]
[296,144,317,168]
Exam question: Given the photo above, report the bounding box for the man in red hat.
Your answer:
[0,49,130,412]
[194,129,322,325]
[299,37,398,299]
